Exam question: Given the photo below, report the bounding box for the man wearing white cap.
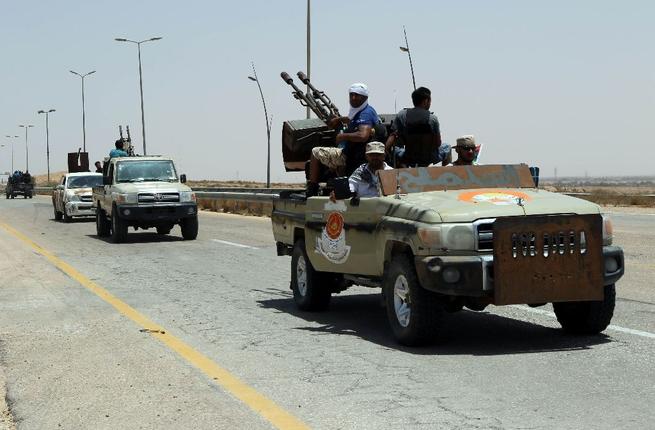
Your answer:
[307,82,380,196]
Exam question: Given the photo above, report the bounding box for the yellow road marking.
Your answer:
[0,221,309,430]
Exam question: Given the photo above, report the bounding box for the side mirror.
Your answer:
[327,176,352,200]
[529,166,540,188]
[102,175,111,185]
[180,174,187,183]
[55,184,64,190]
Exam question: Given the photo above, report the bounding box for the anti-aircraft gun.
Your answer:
[117,125,135,156]
[280,71,394,172]
[279,71,339,171]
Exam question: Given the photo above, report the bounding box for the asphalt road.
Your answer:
[1,195,653,429]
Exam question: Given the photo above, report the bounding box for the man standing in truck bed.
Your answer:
[385,86,450,167]
[306,83,380,196]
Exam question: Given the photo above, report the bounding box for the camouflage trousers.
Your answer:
[312,147,346,170]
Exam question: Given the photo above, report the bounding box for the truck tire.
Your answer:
[96,208,110,237]
[291,240,331,311]
[63,209,72,223]
[11,194,14,199]
[553,284,616,335]
[383,254,444,346]
[111,209,128,243]
[54,206,63,221]
[181,216,198,240]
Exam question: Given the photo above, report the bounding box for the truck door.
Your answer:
[305,197,384,276]
[57,176,66,211]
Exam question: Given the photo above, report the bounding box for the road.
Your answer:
[1,195,654,429]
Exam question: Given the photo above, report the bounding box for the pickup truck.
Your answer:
[272,164,625,346]
[93,156,198,243]
[52,172,102,222]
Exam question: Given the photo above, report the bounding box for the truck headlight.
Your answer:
[417,224,475,250]
[179,191,196,202]
[114,193,137,204]
[601,214,613,246]
[66,192,80,202]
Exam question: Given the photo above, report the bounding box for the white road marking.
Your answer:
[211,239,259,249]
[510,305,655,340]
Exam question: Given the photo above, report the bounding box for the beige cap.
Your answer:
[455,135,476,149]
[365,141,385,154]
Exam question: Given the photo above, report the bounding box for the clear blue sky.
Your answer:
[1,0,653,181]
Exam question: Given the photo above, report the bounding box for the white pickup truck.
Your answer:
[93,156,198,243]
[52,172,103,222]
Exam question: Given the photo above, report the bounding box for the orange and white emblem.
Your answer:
[316,212,351,264]
[458,190,531,206]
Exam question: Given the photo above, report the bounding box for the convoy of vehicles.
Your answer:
[272,164,625,345]
[52,172,103,222]
[92,156,198,243]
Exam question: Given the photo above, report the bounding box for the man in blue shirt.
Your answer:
[306,82,380,196]
[109,139,128,158]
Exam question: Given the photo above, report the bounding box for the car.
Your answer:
[52,172,103,222]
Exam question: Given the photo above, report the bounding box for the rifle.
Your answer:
[281,71,336,122]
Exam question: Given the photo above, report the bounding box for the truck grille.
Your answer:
[80,195,93,202]
[475,219,495,251]
[138,192,179,203]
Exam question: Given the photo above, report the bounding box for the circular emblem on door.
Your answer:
[325,212,344,240]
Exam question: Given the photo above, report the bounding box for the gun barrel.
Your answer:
[297,71,309,84]
[280,72,293,84]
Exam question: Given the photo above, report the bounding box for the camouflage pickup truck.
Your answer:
[272,164,625,346]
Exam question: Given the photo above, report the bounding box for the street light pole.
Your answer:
[38,109,56,184]
[306,0,311,119]
[399,25,416,91]
[248,62,271,188]
[4,135,18,172]
[115,36,163,156]
[18,125,34,172]
[69,70,96,152]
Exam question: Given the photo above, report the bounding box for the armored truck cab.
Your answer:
[271,164,624,346]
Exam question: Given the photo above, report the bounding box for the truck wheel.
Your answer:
[63,210,72,223]
[553,284,616,335]
[54,207,63,221]
[111,210,128,243]
[181,216,198,240]
[11,194,15,199]
[291,240,331,311]
[96,208,110,237]
[383,254,444,346]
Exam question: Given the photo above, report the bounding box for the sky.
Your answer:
[1,0,653,182]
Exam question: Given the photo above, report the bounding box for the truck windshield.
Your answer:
[67,175,103,188]
[116,160,178,183]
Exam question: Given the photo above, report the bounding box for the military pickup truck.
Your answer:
[272,164,625,346]
[93,156,198,243]
[52,172,102,222]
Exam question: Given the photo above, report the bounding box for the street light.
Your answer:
[4,135,19,172]
[114,36,163,156]
[399,25,416,91]
[247,62,272,188]
[69,70,96,152]
[18,125,34,172]
[38,109,56,184]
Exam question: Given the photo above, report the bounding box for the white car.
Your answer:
[52,172,103,222]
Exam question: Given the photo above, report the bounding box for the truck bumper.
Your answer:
[65,201,96,217]
[415,246,625,297]
[115,203,197,222]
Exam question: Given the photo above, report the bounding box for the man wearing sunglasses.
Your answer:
[451,135,479,166]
